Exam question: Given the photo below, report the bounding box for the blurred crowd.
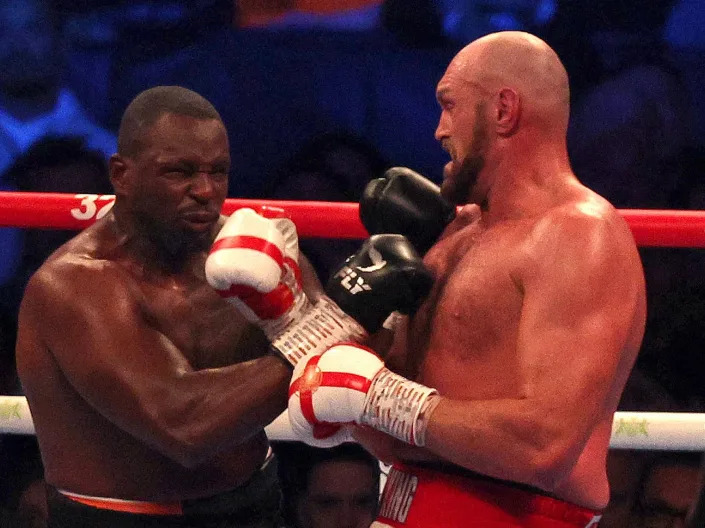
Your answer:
[1,0,705,526]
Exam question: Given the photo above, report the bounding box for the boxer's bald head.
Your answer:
[435,32,572,205]
[447,31,570,135]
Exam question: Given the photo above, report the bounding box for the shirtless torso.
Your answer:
[17,213,286,501]
[384,185,646,510]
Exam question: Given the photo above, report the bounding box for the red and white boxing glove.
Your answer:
[288,345,440,447]
[295,422,355,448]
[205,207,304,335]
[266,409,354,448]
[205,208,367,367]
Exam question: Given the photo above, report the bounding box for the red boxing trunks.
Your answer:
[373,464,602,528]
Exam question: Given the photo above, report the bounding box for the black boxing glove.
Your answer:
[360,167,457,255]
[325,234,433,334]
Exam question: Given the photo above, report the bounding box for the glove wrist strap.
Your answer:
[360,368,438,446]
[271,296,368,367]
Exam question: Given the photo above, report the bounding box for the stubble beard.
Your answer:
[139,215,212,265]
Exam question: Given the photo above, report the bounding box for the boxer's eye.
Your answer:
[163,166,191,178]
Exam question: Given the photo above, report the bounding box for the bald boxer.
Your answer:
[15,86,319,527]
[289,31,646,527]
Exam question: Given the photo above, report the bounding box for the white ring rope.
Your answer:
[1,396,703,451]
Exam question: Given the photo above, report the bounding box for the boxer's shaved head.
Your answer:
[118,86,223,158]
[448,31,570,135]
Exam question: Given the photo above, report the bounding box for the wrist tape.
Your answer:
[270,295,368,367]
[360,368,438,446]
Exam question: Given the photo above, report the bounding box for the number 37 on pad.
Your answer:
[71,194,115,221]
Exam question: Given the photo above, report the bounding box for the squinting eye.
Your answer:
[165,168,189,177]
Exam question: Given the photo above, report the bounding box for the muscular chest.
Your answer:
[138,280,258,369]
[407,222,528,381]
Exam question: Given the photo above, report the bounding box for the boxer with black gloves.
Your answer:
[285,33,647,528]
[360,166,457,255]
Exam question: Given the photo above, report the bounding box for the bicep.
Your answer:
[30,267,193,437]
[517,222,642,422]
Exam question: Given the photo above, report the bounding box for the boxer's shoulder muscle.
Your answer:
[526,198,640,278]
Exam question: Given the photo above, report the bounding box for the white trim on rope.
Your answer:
[1,396,703,451]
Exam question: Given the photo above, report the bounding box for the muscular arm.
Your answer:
[422,210,645,489]
[18,260,291,468]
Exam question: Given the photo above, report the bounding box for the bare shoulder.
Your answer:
[23,232,135,320]
[531,193,635,257]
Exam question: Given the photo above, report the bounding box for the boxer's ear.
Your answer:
[109,154,129,196]
[495,87,520,137]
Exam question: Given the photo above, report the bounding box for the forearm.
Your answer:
[147,355,290,466]
[424,397,584,489]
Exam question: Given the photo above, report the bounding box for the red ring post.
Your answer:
[1,191,705,247]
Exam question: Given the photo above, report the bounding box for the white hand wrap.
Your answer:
[361,368,438,446]
[271,296,368,367]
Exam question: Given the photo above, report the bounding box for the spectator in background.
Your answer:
[633,452,702,528]
[274,442,380,528]
[0,0,114,302]
[542,0,690,209]
[0,0,116,180]
[267,131,390,280]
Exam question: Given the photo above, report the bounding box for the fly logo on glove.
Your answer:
[334,267,372,295]
[325,234,434,335]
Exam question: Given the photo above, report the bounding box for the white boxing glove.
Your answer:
[265,409,353,448]
[206,208,367,367]
[295,422,355,448]
[206,207,307,338]
[288,345,440,446]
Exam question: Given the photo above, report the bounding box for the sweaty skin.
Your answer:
[16,111,322,501]
[356,32,646,510]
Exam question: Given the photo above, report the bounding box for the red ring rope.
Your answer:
[1,191,705,247]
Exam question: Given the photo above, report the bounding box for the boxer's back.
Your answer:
[395,188,646,508]
[17,217,270,501]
